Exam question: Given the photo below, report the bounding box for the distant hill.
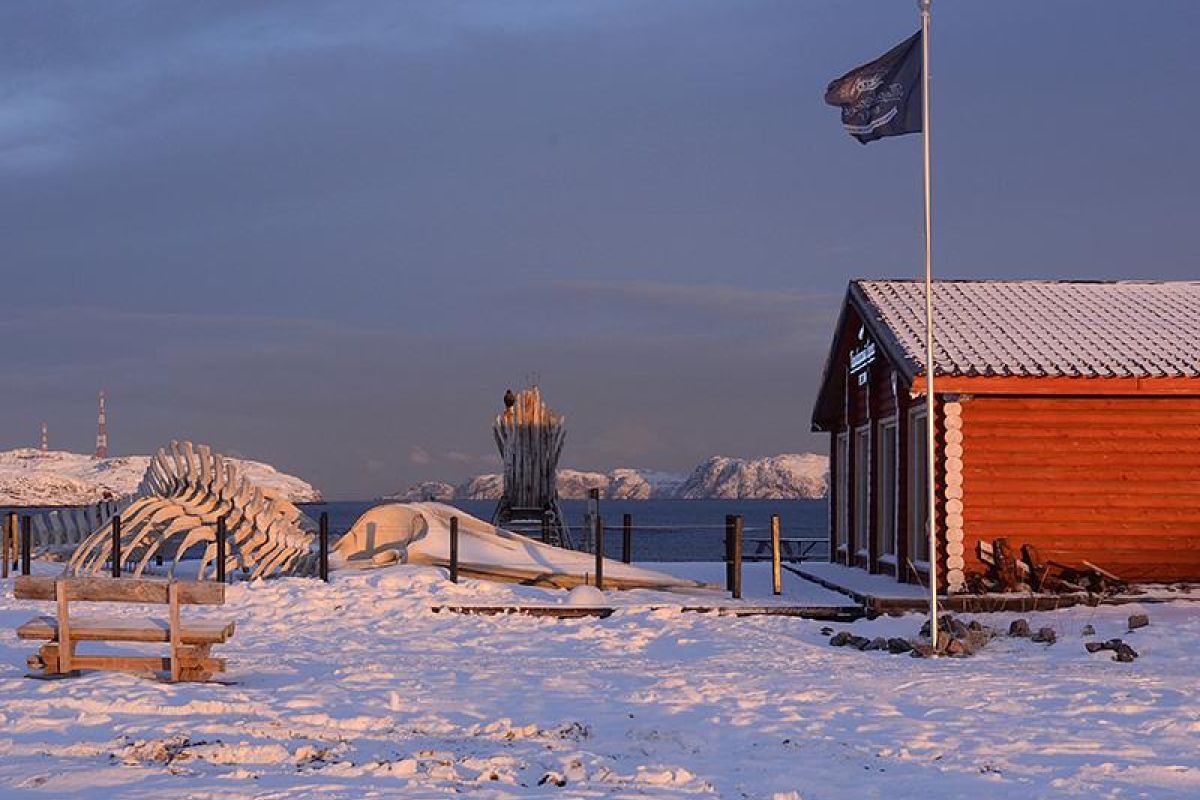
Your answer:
[392,453,829,501]
[0,448,322,506]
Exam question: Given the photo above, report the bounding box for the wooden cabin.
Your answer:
[811,279,1200,590]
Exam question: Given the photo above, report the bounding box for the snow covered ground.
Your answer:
[0,563,1197,799]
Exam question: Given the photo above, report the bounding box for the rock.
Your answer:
[1081,624,1095,636]
[910,643,935,658]
[966,629,993,650]
[1008,619,1031,637]
[1112,642,1139,662]
[1084,641,1106,653]
[829,631,852,647]
[849,635,872,651]
[864,637,888,651]
[1127,613,1149,631]
[1031,626,1057,644]
[887,637,913,654]
[920,614,958,638]
[943,637,970,657]
[950,619,970,639]
[819,626,834,636]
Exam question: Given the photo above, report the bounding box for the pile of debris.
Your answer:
[968,538,1129,595]
[824,613,999,658]
[825,612,1149,662]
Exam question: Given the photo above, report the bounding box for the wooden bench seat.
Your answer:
[14,575,235,682]
[18,615,235,645]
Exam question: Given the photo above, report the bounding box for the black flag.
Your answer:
[825,31,922,144]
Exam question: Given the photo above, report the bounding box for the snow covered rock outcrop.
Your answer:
[395,453,828,501]
[0,448,321,505]
[396,481,457,501]
[675,454,828,500]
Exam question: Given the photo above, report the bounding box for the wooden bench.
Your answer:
[14,576,235,682]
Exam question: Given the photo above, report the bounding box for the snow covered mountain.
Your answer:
[0,448,322,505]
[675,454,828,499]
[392,454,828,501]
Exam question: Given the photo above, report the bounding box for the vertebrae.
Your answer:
[66,441,318,580]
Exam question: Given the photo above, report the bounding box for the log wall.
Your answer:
[960,396,1200,583]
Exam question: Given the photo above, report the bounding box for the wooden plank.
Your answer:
[962,506,1200,523]
[36,654,226,675]
[15,576,225,605]
[963,489,1200,508]
[961,427,1200,441]
[911,376,1200,395]
[961,479,1200,497]
[17,616,235,644]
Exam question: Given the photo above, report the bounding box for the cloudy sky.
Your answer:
[2,1,1198,498]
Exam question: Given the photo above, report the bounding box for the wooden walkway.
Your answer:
[431,603,863,622]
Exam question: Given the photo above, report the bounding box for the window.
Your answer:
[854,426,870,555]
[908,409,930,563]
[876,419,898,559]
[835,431,849,550]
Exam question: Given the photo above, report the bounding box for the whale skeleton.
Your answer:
[63,441,318,580]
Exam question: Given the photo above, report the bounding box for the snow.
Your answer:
[393,453,829,501]
[0,448,322,506]
[856,280,1200,378]
[1,563,1197,798]
[795,561,932,600]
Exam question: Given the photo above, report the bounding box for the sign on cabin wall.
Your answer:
[850,326,876,386]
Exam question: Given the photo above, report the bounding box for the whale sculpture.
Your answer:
[334,502,710,591]
[65,441,318,580]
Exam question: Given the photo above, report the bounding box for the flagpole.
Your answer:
[919,0,938,651]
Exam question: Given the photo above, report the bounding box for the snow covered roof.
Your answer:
[852,279,1200,379]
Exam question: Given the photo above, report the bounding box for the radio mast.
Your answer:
[93,391,108,459]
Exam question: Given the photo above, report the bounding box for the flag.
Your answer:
[825,31,922,144]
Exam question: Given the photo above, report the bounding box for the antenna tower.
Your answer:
[94,390,109,459]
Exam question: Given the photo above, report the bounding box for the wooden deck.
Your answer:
[787,562,1200,614]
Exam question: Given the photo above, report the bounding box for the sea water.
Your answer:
[301,498,829,562]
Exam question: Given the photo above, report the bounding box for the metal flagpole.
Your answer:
[919,0,938,651]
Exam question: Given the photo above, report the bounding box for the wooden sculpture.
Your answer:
[491,386,574,548]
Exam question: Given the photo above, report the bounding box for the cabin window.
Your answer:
[908,409,931,564]
[853,426,870,555]
[835,431,849,551]
[876,418,898,559]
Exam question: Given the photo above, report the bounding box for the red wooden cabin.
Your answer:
[811,280,1200,589]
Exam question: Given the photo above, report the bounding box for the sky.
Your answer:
[2,1,1198,498]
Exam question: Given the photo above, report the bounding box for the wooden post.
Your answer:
[2,511,12,578]
[594,516,604,590]
[216,516,227,583]
[770,513,782,596]
[318,512,329,583]
[168,581,182,682]
[449,515,459,584]
[111,514,122,578]
[728,515,743,600]
[20,515,31,576]
[56,578,72,674]
[622,513,632,564]
[724,515,735,594]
